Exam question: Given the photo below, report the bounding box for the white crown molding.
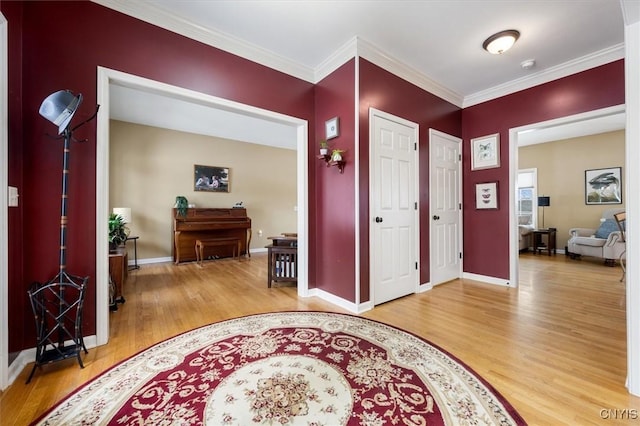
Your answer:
[92,0,316,83]
[621,0,640,25]
[93,0,623,110]
[356,38,464,107]
[463,43,625,108]
[314,37,358,82]
[314,36,464,107]
[94,0,463,106]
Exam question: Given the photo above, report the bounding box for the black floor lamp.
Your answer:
[26,90,99,383]
[538,195,550,229]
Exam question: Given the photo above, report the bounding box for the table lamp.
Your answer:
[112,207,132,224]
[537,196,550,229]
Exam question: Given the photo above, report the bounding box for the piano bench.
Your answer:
[195,237,241,266]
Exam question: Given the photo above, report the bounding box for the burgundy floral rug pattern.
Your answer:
[33,312,525,425]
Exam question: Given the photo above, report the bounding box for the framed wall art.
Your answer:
[471,133,500,170]
[585,167,622,205]
[194,164,230,193]
[475,181,498,210]
[325,116,339,140]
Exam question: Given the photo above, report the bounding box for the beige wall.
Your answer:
[519,130,625,248]
[109,120,297,261]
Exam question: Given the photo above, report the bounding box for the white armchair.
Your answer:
[567,208,625,265]
[517,214,534,251]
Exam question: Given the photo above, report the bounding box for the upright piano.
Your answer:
[172,208,251,263]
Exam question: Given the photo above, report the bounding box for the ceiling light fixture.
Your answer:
[482,29,520,54]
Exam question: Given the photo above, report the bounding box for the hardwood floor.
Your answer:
[1,252,638,424]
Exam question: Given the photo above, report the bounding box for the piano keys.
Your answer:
[172,208,252,263]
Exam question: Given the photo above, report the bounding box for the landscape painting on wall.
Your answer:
[585,167,622,205]
[194,165,230,193]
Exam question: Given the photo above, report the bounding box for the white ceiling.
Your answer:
[98,0,629,148]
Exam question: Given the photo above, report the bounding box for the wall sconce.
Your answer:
[317,149,346,173]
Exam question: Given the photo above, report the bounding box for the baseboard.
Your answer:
[308,288,373,314]
[134,256,172,265]
[418,282,433,292]
[131,249,266,267]
[462,272,512,287]
[311,284,432,312]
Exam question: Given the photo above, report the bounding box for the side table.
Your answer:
[266,235,298,287]
[532,228,557,256]
[109,248,128,309]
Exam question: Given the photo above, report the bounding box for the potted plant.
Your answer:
[331,149,345,162]
[108,213,129,252]
[175,196,189,217]
[319,140,329,156]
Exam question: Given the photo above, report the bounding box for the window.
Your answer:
[517,169,537,226]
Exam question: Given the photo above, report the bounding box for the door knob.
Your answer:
[375,217,383,223]
[432,215,440,220]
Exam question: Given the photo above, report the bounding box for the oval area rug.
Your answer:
[33,311,526,425]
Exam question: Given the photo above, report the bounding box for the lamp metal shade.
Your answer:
[537,196,550,207]
[113,207,132,224]
[39,90,83,134]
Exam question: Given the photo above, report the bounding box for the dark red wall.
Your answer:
[5,1,315,351]
[359,59,461,296]
[314,60,357,301]
[462,60,625,279]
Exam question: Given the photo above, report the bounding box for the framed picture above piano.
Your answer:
[194,164,230,193]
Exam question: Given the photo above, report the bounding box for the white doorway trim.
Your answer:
[96,67,309,346]
[0,12,9,391]
[509,103,638,393]
[624,19,640,396]
[508,104,625,287]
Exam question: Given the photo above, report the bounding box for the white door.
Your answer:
[429,129,462,285]
[370,109,419,304]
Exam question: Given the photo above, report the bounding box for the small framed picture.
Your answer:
[471,133,500,170]
[475,181,498,209]
[585,167,622,205]
[325,117,339,140]
[194,164,230,193]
